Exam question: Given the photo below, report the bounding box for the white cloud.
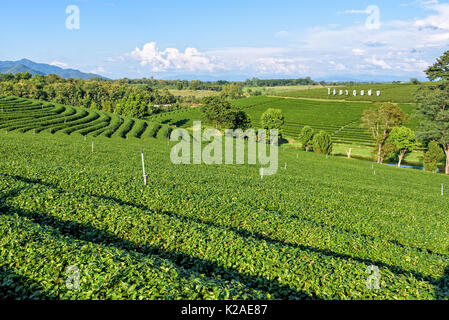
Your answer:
[352,48,365,56]
[364,57,392,70]
[415,2,449,30]
[115,1,449,79]
[129,42,223,73]
[90,66,107,75]
[50,60,69,68]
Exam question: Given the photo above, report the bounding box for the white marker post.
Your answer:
[141,148,148,185]
[260,167,264,180]
[284,163,287,170]
[92,141,94,153]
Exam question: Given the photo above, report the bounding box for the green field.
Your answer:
[272,83,439,104]
[147,96,418,148]
[1,127,449,299]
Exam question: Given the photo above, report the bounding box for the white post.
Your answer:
[141,148,148,185]
[260,167,264,179]
[92,141,94,153]
[284,163,287,170]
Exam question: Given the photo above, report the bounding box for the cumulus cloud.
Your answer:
[415,2,449,30]
[364,57,392,70]
[129,42,223,73]
[115,1,449,79]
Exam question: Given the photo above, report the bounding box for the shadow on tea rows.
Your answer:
[0,186,316,300]
[1,173,449,299]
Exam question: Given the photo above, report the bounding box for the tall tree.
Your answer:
[424,141,445,173]
[425,50,449,81]
[387,126,417,167]
[261,108,285,137]
[298,126,314,151]
[312,130,333,155]
[415,82,449,174]
[361,103,408,163]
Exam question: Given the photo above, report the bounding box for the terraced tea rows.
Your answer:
[0,96,165,140]
[1,131,449,299]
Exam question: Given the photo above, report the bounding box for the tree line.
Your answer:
[0,73,179,118]
[359,50,449,174]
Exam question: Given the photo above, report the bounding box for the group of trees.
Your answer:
[201,97,251,130]
[359,50,449,173]
[298,126,333,155]
[200,98,286,141]
[0,73,178,119]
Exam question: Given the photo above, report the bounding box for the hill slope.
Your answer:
[0,59,105,80]
[0,126,448,299]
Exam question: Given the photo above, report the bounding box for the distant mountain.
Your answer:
[0,58,106,80]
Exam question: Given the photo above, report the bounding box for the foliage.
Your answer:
[0,74,178,119]
[312,130,333,155]
[387,126,417,167]
[260,108,284,137]
[424,50,449,81]
[298,126,314,151]
[0,130,448,300]
[415,81,449,174]
[424,141,445,173]
[201,96,251,130]
[361,103,408,163]
[220,83,243,100]
[157,125,172,139]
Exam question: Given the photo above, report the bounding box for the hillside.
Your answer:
[1,126,449,299]
[271,83,436,103]
[0,59,105,80]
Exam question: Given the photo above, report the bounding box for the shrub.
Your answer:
[312,130,333,155]
[298,126,314,151]
[424,141,444,172]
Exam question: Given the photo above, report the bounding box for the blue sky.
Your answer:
[1,0,449,81]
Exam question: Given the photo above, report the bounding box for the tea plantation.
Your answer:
[1,94,448,300]
[1,107,449,299]
[271,82,435,103]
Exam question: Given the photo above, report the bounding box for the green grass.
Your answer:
[272,82,441,104]
[1,130,449,299]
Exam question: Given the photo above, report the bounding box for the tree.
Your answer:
[312,130,333,155]
[387,126,417,167]
[221,83,243,100]
[298,126,314,151]
[424,141,445,173]
[261,108,284,137]
[415,82,449,174]
[201,96,250,129]
[424,50,449,81]
[377,141,396,164]
[361,103,408,163]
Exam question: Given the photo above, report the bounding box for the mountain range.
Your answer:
[0,59,105,80]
